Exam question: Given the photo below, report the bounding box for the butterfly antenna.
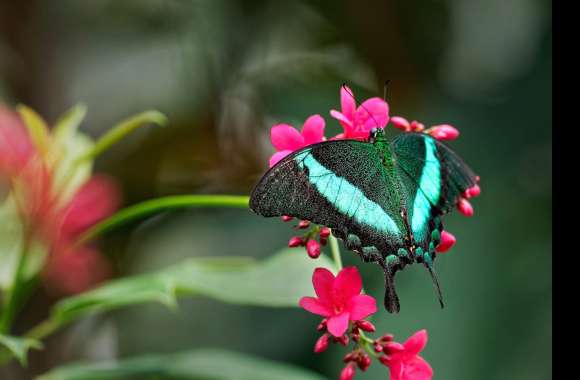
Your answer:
[424,260,445,309]
[383,80,391,102]
[341,83,384,131]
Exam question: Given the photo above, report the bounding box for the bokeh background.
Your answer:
[0,0,551,379]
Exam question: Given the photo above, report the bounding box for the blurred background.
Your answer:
[0,0,551,379]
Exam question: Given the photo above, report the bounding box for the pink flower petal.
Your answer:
[326,311,350,337]
[401,356,433,380]
[330,110,353,129]
[347,294,377,320]
[334,266,362,299]
[403,329,428,356]
[359,97,389,130]
[340,86,356,119]
[59,176,120,240]
[312,267,335,302]
[386,358,405,380]
[301,115,325,145]
[270,124,304,151]
[0,105,34,175]
[299,296,332,317]
[269,150,292,167]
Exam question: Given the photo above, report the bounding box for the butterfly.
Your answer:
[249,127,478,313]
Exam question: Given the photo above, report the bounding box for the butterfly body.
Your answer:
[250,128,477,313]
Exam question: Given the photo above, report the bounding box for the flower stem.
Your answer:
[77,194,250,244]
[0,231,30,333]
[328,234,343,270]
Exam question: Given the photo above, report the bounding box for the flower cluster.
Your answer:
[271,85,481,258]
[0,104,119,295]
[300,267,432,380]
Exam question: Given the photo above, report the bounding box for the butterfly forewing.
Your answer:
[250,140,405,255]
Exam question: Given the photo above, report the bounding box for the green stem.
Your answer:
[77,195,250,245]
[0,232,30,333]
[328,234,343,270]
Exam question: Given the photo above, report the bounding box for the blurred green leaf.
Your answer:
[53,103,88,143]
[81,110,168,161]
[0,334,42,366]
[0,196,47,290]
[16,105,51,156]
[37,348,327,380]
[47,248,334,325]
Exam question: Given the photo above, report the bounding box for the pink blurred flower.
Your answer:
[379,330,433,380]
[269,115,325,167]
[43,246,111,296]
[390,117,424,133]
[0,105,33,176]
[299,267,377,337]
[427,124,459,141]
[330,86,389,140]
[456,198,474,217]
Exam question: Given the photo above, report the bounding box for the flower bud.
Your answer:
[391,116,411,131]
[464,184,481,198]
[314,334,330,353]
[355,320,376,332]
[379,355,392,367]
[373,342,384,353]
[288,236,303,248]
[297,220,310,229]
[357,354,372,372]
[340,363,356,380]
[436,230,456,253]
[306,239,321,259]
[336,334,349,346]
[317,319,328,332]
[457,198,474,217]
[428,124,459,140]
[410,120,425,132]
[319,227,331,238]
[319,236,328,246]
[281,215,293,222]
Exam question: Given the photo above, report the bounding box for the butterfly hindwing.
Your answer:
[392,133,477,250]
[250,140,405,257]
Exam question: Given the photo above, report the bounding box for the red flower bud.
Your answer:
[428,124,459,140]
[319,227,331,238]
[281,215,293,222]
[340,363,356,380]
[464,184,481,198]
[357,354,372,372]
[319,236,328,246]
[314,334,330,353]
[343,352,355,363]
[297,220,310,229]
[355,320,376,332]
[374,342,384,352]
[317,319,328,332]
[379,334,394,342]
[457,197,474,216]
[336,334,349,346]
[306,239,321,259]
[288,236,303,247]
[436,230,456,253]
[379,355,392,367]
[391,116,411,131]
[410,120,425,132]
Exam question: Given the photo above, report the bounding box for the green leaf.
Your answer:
[0,196,47,290]
[0,334,42,366]
[37,349,327,380]
[80,110,168,161]
[16,105,51,156]
[53,103,88,144]
[50,249,335,325]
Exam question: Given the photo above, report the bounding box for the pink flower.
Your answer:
[0,105,33,176]
[426,124,459,141]
[330,86,389,140]
[299,267,377,337]
[390,117,424,133]
[456,198,474,217]
[379,330,433,380]
[269,115,325,167]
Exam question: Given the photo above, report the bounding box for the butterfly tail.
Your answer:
[382,266,400,313]
[424,260,445,309]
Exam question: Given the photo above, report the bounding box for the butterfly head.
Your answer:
[368,127,386,144]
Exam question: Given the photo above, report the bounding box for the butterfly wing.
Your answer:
[250,140,406,257]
